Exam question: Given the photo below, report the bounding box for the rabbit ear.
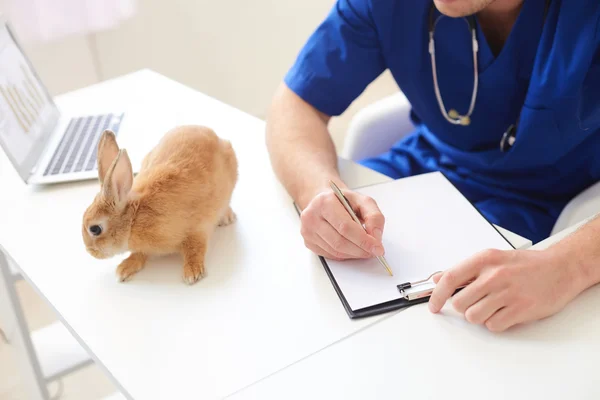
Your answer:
[97,130,119,184]
[102,149,133,207]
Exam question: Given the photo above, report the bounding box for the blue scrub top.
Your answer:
[284,0,600,243]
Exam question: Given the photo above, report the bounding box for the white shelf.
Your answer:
[30,321,93,381]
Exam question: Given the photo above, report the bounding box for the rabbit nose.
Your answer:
[86,247,103,259]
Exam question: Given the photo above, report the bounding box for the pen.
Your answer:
[329,180,393,276]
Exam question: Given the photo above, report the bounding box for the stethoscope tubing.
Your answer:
[428,14,478,126]
[426,0,551,151]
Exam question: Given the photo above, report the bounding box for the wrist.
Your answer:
[546,242,600,297]
[295,175,347,210]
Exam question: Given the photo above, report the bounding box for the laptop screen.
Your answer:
[0,19,59,181]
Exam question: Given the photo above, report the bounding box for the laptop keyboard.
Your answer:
[43,113,124,176]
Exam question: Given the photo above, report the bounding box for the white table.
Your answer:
[0,69,555,400]
[225,162,600,400]
[1,69,384,399]
[229,276,600,400]
[227,213,600,399]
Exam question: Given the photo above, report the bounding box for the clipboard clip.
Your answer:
[397,271,441,301]
[397,271,471,301]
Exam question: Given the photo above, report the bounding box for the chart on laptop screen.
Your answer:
[0,25,54,164]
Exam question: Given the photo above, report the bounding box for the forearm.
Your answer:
[266,83,346,209]
[545,214,600,294]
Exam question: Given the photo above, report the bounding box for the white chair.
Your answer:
[341,91,600,238]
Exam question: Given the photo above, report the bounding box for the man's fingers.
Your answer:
[300,203,360,260]
[451,276,491,314]
[321,195,382,256]
[300,190,385,259]
[484,306,520,332]
[463,291,507,325]
[305,241,344,261]
[429,265,479,313]
[429,249,504,313]
[313,231,358,260]
[318,217,371,258]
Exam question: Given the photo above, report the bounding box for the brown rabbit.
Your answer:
[81,125,238,284]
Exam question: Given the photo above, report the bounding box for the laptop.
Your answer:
[0,16,127,185]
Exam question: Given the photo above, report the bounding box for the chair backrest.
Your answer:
[551,180,600,236]
[342,92,414,162]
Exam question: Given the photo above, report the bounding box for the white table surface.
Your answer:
[0,70,389,399]
[228,219,600,400]
[0,69,542,400]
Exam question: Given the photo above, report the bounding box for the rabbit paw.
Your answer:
[116,252,147,282]
[218,206,236,226]
[181,233,207,285]
[183,261,205,285]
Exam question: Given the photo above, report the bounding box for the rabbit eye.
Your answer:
[89,225,102,236]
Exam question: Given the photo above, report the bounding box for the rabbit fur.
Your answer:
[81,125,238,284]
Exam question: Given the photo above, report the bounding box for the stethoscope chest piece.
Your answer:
[448,109,471,126]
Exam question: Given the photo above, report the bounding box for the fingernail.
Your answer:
[371,246,384,256]
[373,228,383,241]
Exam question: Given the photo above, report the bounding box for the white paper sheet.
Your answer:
[325,172,514,311]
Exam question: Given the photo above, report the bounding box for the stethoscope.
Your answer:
[428,0,551,151]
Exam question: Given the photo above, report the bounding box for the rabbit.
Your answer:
[81,125,238,284]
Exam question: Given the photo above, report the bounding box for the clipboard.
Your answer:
[316,254,433,318]
[293,172,515,319]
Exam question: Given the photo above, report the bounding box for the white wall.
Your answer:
[1,0,398,148]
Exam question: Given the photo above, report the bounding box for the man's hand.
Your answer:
[300,189,386,260]
[428,248,585,332]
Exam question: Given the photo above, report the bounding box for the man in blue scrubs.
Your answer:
[266,0,600,331]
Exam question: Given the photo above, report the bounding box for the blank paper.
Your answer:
[324,172,514,311]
